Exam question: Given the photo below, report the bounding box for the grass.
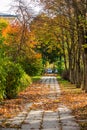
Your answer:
[31,75,42,82]
[57,75,87,130]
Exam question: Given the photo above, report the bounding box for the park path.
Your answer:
[0,76,80,130]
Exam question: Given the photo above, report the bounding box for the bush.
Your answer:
[0,65,6,100]
[21,57,43,76]
[19,72,32,91]
[4,62,23,99]
[0,59,32,100]
[5,62,32,99]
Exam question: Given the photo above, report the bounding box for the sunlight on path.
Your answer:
[0,76,80,130]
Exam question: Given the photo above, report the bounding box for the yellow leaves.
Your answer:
[26,32,37,48]
[0,18,8,31]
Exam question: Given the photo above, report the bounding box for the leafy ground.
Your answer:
[0,83,46,119]
[0,78,59,120]
[57,76,87,130]
[0,75,87,130]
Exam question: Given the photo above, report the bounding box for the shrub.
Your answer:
[0,65,6,100]
[21,57,43,76]
[0,60,32,100]
[4,62,24,99]
[19,72,32,91]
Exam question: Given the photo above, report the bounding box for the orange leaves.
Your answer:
[0,108,7,115]
[1,19,39,59]
[59,82,87,121]
[2,22,21,45]
[3,22,20,36]
[35,53,42,59]
[0,82,49,119]
[0,99,24,119]
[59,81,87,129]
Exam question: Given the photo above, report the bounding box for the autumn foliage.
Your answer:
[0,18,43,100]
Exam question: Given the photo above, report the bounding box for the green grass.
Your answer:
[31,75,42,82]
[57,75,82,94]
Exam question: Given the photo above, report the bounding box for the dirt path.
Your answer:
[0,76,80,130]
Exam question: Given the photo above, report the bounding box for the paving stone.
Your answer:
[1,128,17,130]
[21,124,39,130]
[11,120,23,126]
[22,124,32,128]
[24,118,41,124]
[27,113,43,118]
[62,121,79,127]
[43,116,58,122]
[42,123,61,130]
[25,116,42,121]
[5,119,24,127]
[22,128,39,130]
[60,114,75,121]
[43,117,58,121]
[42,128,60,130]
[26,110,43,121]
[42,119,60,128]
[62,126,80,130]
[7,116,25,126]
[58,105,72,114]
[28,110,43,115]
[22,119,41,129]
[44,111,58,116]
[42,121,60,128]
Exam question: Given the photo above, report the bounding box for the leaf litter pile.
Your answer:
[0,81,59,121]
[59,80,87,130]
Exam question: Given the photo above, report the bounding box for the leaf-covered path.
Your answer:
[0,76,80,130]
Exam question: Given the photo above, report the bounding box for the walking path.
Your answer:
[0,76,80,130]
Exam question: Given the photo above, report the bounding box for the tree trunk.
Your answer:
[83,51,87,92]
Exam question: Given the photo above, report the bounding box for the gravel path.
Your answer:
[0,76,80,130]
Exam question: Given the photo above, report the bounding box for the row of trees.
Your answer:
[29,0,87,92]
[39,0,87,91]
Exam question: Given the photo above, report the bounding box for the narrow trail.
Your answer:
[0,76,80,130]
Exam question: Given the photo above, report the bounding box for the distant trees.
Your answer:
[31,14,63,65]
